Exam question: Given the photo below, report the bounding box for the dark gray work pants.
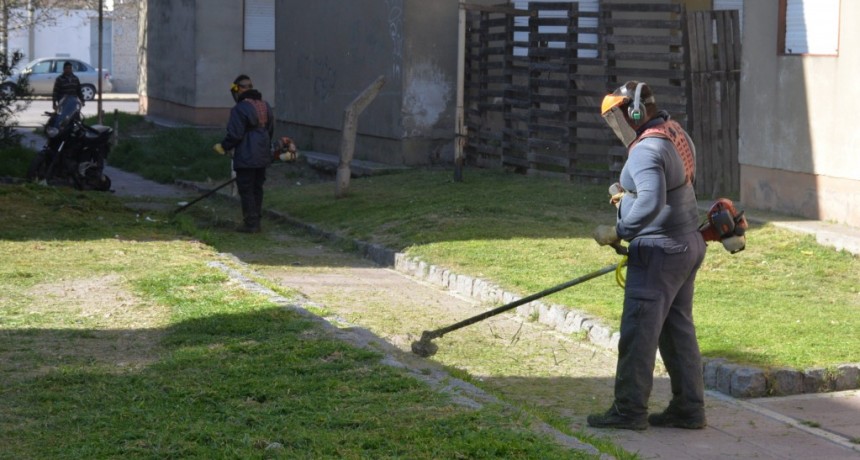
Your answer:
[235,167,266,228]
[613,231,707,418]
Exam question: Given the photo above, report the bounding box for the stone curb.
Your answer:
[178,186,860,399]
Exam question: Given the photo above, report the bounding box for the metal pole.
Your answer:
[27,0,34,61]
[1,1,9,62]
[97,0,103,124]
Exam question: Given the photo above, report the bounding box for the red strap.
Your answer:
[244,99,269,128]
[630,120,695,184]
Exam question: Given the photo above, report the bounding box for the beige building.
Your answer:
[142,0,860,228]
[739,0,859,227]
[110,0,140,93]
[138,0,276,126]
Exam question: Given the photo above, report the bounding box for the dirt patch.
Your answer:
[2,275,169,381]
[26,274,168,329]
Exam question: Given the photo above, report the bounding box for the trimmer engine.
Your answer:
[699,198,748,254]
[272,136,298,162]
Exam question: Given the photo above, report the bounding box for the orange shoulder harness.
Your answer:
[630,120,695,184]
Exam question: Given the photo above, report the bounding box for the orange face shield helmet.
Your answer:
[601,93,637,148]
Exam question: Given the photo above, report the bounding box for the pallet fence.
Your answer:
[462,1,741,197]
[687,9,741,198]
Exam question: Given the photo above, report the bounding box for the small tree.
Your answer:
[0,49,30,147]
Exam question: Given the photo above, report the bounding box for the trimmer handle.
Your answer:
[610,241,628,256]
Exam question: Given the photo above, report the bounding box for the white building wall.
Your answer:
[111,2,139,92]
[739,0,860,226]
[7,9,94,68]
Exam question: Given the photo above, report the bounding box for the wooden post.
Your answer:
[112,109,119,147]
[335,75,386,199]
[454,0,466,182]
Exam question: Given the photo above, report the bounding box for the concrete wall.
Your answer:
[739,0,860,226]
[276,0,494,165]
[140,0,276,127]
[140,0,196,108]
[111,1,140,92]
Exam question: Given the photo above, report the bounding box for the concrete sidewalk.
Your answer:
[592,389,860,458]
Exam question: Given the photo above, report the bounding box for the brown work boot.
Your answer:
[587,405,648,431]
[648,408,707,429]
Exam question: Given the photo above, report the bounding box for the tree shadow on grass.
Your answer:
[0,307,603,459]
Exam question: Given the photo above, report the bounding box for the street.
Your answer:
[11,96,139,129]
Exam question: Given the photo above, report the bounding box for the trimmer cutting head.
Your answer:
[410,331,439,358]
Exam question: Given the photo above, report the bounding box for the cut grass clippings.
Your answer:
[0,185,599,459]
[261,169,860,370]
[101,116,860,370]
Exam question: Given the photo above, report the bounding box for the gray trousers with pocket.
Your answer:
[235,167,266,228]
[613,230,707,418]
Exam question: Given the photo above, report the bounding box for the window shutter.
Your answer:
[785,0,839,55]
[244,0,275,51]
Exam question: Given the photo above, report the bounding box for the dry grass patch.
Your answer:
[2,274,169,382]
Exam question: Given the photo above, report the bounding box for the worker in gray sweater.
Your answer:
[588,81,708,431]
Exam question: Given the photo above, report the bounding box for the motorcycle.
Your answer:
[27,95,112,191]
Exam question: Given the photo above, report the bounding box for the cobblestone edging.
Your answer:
[259,207,860,399]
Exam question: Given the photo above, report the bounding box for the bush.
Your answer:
[0,144,35,178]
[0,50,32,148]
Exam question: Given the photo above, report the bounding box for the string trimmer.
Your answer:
[411,243,628,358]
[171,177,236,215]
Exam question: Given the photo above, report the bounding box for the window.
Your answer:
[30,61,53,74]
[244,0,275,51]
[71,60,89,72]
[779,0,840,55]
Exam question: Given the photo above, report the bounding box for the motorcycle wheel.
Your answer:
[94,174,112,192]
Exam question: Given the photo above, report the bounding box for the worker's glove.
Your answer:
[593,224,621,246]
[213,143,226,155]
[608,182,625,209]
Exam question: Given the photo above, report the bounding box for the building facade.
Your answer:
[739,0,859,226]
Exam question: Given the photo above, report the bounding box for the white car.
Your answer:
[1,57,113,101]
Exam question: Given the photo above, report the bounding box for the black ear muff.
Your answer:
[628,82,645,126]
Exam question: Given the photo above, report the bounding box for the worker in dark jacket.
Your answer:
[213,74,274,233]
[52,61,84,109]
[587,81,707,431]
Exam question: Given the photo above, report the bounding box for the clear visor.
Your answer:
[602,106,637,148]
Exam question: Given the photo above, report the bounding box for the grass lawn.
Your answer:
[0,184,606,459]
[94,114,859,371]
[262,168,860,370]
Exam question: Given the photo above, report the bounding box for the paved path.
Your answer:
[259,250,860,459]
[70,165,860,458]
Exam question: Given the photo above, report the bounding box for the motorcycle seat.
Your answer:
[85,124,113,140]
